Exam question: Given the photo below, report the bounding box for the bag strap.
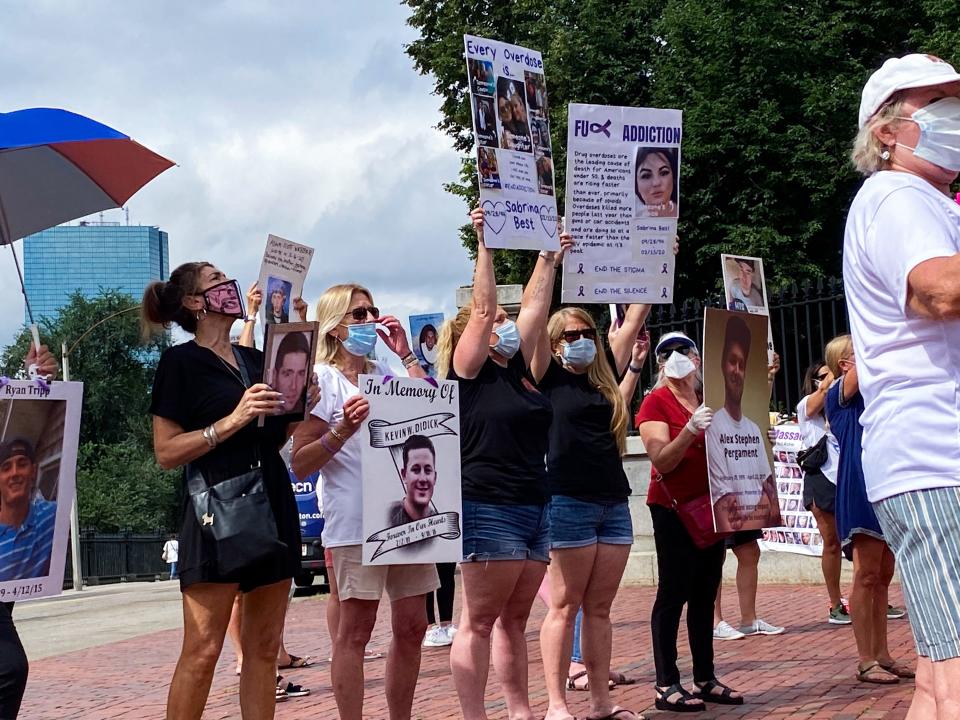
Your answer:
[185,462,207,496]
[655,473,679,509]
[230,345,262,468]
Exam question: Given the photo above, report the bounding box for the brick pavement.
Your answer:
[20,584,916,719]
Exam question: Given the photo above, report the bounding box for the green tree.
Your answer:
[404,0,951,300]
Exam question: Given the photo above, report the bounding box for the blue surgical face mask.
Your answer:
[491,319,520,359]
[340,322,378,357]
[561,337,597,370]
[897,97,960,172]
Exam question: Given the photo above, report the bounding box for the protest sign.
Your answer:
[409,313,444,378]
[0,380,83,601]
[257,234,314,326]
[720,254,774,362]
[561,103,682,304]
[260,322,318,427]
[464,34,559,250]
[360,375,462,565]
[702,308,780,532]
[758,423,823,556]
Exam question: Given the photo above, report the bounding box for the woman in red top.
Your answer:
[635,331,743,712]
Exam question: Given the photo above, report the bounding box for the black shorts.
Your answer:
[803,471,836,514]
[724,529,763,549]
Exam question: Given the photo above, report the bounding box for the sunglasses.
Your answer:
[346,306,380,322]
[561,329,597,343]
[814,372,829,381]
[658,345,693,357]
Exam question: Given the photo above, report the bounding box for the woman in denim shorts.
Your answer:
[438,207,566,720]
[532,306,642,720]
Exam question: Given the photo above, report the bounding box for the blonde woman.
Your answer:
[440,208,566,720]
[533,307,639,720]
[292,283,439,720]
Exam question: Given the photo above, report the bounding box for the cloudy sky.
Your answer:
[0,1,473,353]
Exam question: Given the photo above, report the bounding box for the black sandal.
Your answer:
[654,684,705,713]
[694,679,744,705]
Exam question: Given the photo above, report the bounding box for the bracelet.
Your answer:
[319,433,338,455]
[329,425,348,444]
[243,315,256,323]
[202,425,217,448]
[628,364,643,374]
[209,423,221,444]
[401,352,419,368]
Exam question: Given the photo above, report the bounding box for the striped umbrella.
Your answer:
[0,107,174,323]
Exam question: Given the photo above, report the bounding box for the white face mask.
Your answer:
[664,350,696,379]
[897,97,960,172]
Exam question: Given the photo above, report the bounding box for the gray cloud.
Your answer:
[1,1,474,352]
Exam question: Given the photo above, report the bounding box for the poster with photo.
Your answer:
[720,254,774,362]
[409,313,444,378]
[257,234,315,327]
[260,322,318,427]
[759,423,824,556]
[561,103,682,304]
[702,308,780,532]
[0,380,83,601]
[464,34,558,250]
[360,375,462,565]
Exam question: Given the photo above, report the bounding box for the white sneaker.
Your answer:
[443,624,458,642]
[713,620,745,641]
[422,625,453,647]
[740,618,785,636]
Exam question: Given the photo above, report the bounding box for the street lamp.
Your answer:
[60,304,141,591]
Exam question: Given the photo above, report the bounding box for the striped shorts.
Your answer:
[874,486,960,661]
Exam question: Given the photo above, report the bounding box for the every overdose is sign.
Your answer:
[464,34,559,250]
[561,104,682,304]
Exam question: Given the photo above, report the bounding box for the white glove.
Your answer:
[685,405,713,434]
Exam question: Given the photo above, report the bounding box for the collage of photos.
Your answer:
[633,146,680,218]
[525,70,554,196]
[759,438,825,555]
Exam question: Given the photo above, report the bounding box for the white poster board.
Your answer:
[561,103,682,303]
[360,375,462,565]
[0,380,83,601]
[257,234,314,326]
[464,34,559,250]
[720,254,774,361]
[759,423,824,555]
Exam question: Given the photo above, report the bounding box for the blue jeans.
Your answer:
[548,496,633,549]
[168,561,178,579]
[461,500,550,563]
[571,607,584,663]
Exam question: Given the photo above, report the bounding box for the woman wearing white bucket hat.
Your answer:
[845,53,960,718]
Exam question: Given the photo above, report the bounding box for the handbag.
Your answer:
[186,347,286,576]
[657,474,729,549]
[796,435,828,473]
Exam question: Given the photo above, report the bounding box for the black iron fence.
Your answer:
[64,530,168,588]
[642,277,849,416]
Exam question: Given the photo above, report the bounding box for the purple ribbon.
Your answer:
[589,119,612,138]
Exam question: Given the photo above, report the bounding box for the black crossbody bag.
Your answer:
[796,435,829,473]
[186,347,286,576]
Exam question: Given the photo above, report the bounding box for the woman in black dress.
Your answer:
[143,261,305,719]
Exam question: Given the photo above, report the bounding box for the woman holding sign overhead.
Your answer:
[291,284,438,720]
[437,207,565,720]
[532,306,641,720]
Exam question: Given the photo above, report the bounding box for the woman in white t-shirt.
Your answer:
[796,362,847,625]
[292,283,439,719]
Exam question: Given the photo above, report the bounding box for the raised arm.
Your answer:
[238,282,262,348]
[618,329,650,407]
[610,304,652,376]
[453,208,497,380]
[517,231,572,368]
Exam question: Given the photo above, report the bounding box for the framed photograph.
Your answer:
[0,380,83,601]
[261,321,318,426]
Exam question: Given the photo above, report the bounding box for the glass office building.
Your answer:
[22,223,169,322]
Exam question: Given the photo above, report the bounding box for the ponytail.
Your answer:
[141,261,212,339]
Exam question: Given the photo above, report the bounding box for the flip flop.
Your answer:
[278,654,312,669]
[610,671,639,687]
[857,661,899,684]
[587,707,643,720]
[567,670,614,691]
[879,660,915,679]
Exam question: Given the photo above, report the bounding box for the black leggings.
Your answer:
[649,504,724,688]
[426,562,456,624]
[0,602,28,720]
